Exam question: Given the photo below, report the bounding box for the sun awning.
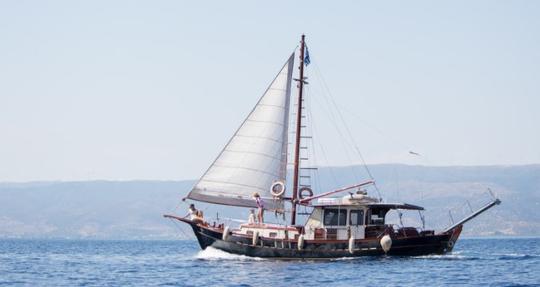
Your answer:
[366,203,425,210]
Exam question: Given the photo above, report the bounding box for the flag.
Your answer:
[304,45,311,66]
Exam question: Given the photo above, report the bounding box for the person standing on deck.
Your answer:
[253,193,264,224]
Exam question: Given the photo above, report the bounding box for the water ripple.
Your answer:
[0,238,538,286]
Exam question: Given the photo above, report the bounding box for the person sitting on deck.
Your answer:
[194,210,205,223]
[248,209,256,224]
[253,193,264,224]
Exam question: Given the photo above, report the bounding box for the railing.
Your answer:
[442,198,501,233]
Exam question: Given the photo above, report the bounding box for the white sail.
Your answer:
[187,54,295,209]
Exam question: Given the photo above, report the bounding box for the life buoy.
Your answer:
[298,187,313,199]
[270,181,286,197]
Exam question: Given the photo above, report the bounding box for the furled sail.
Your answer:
[187,54,295,209]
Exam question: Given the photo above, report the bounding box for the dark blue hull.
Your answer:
[188,221,462,259]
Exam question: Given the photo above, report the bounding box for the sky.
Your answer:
[0,0,539,181]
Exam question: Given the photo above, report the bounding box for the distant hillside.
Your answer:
[0,180,192,239]
[0,164,538,239]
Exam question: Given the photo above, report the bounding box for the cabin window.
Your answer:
[368,208,388,225]
[323,209,347,226]
[269,232,277,238]
[349,210,364,226]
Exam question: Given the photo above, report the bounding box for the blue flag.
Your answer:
[304,45,311,66]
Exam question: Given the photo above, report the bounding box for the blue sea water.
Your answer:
[0,238,538,286]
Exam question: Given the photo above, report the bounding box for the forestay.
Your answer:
[187,54,295,209]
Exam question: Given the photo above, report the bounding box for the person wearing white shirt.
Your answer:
[248,209,256,224]
[187,204,197,220]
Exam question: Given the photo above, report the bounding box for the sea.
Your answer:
[0,238,538,286]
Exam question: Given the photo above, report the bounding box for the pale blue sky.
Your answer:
[1,1,539,181]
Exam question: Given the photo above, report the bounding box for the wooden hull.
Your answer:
[179,219,462,259]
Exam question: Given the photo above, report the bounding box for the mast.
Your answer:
[291,34,306,225]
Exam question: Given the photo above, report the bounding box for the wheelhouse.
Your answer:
[303,197,424,240]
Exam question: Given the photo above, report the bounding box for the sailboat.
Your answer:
[164,35,500,258]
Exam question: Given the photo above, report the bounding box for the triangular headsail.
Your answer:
[187,54,295,209]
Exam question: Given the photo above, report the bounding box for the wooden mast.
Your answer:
[291,34,306,226]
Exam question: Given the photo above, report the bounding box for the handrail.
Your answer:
[442,198,501,233]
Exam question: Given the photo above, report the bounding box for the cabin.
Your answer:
[234,193,425,241]
[303,194,425,240]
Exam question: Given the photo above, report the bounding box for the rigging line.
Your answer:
[305,85,339,188]
[335,102,478,198]
[169,218,191,239]
[172,196,185,213]
[311,60,382,200]
[301,79,315,190]
[307,80,363,183]
[308,85,353,161]
[308,99,339,188]
[334,102,416,154]
[312,61,373,179]
[336,100,468,202]
[305,93,322,194]
[308,68,365,183]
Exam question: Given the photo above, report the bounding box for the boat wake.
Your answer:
[496,253,536,260]
[412,252,477,261]
[195,247,264,261]
[330,257,358,261]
